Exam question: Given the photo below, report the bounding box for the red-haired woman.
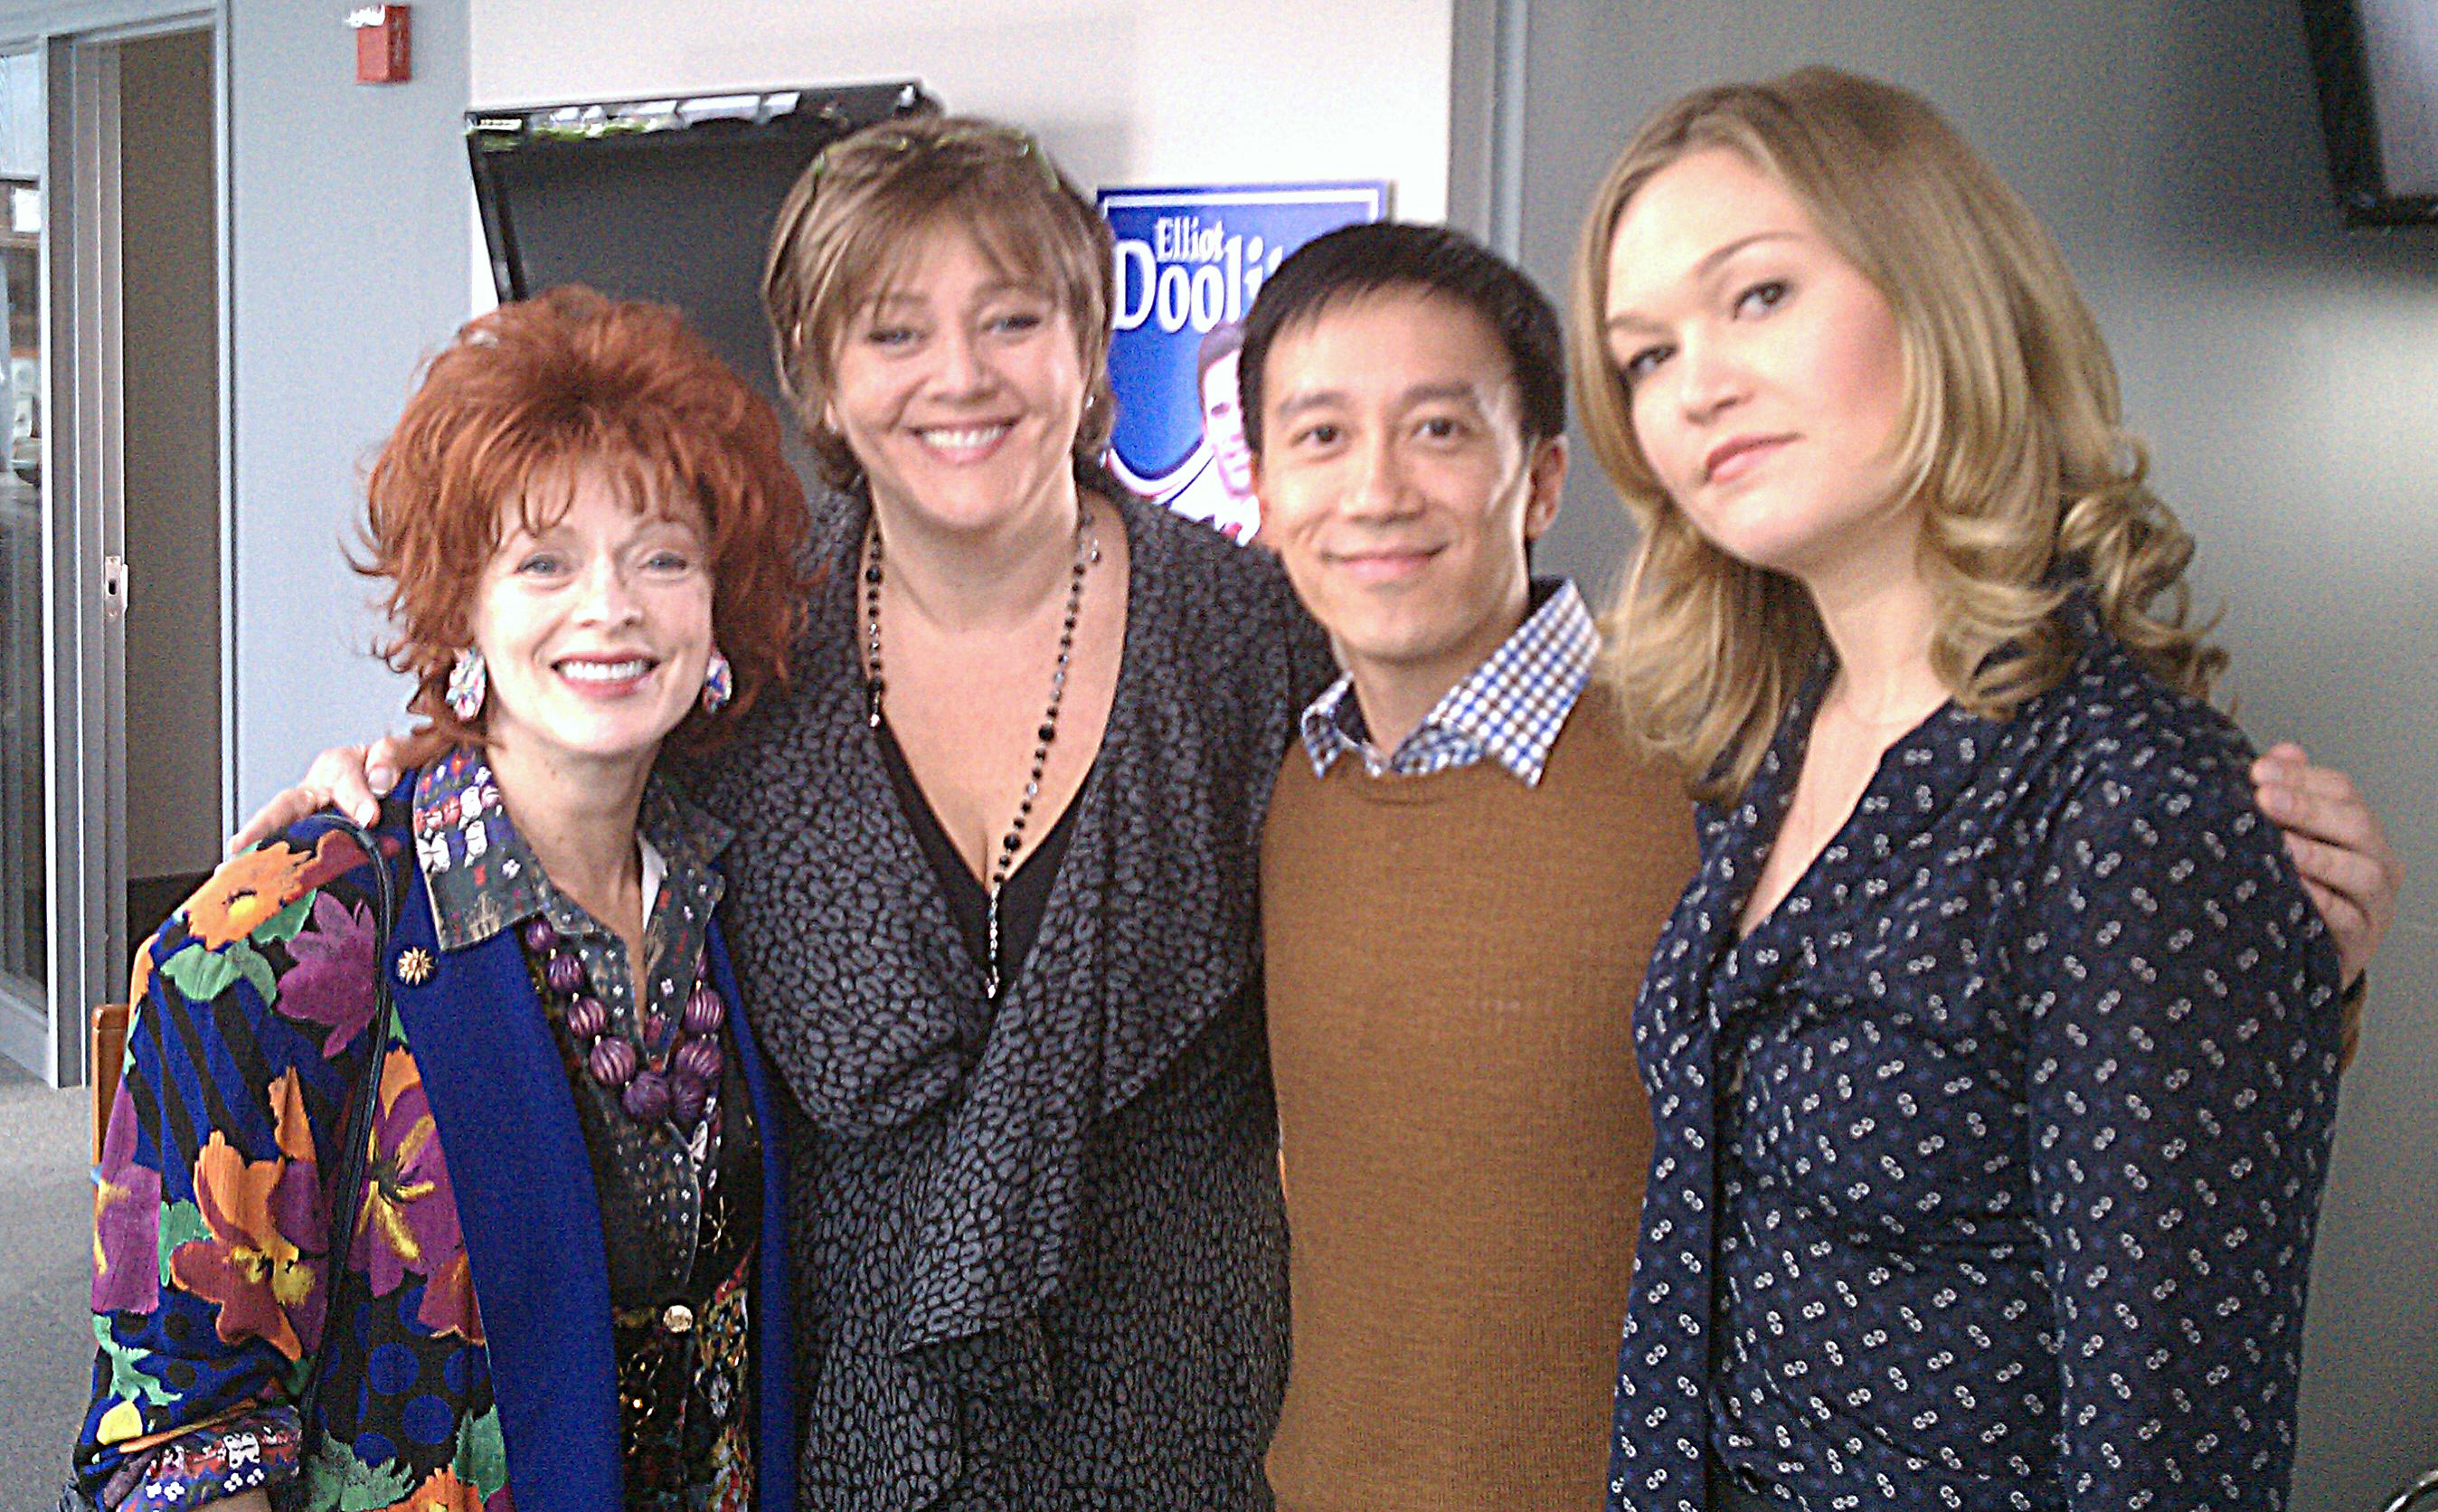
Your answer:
[71,288,810,1512]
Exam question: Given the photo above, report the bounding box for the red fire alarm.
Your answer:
[347,5,411,85]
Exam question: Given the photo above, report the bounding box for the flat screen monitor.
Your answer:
[467,81,936,418]
[2300,0,2438,224]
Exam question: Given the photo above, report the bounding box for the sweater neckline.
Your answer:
[1295,751,1532,807]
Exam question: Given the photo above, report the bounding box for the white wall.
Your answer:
[211,0,1463,810]
[222,0,1452,811]
[221,0,1464,810]
[471,0,1454,221]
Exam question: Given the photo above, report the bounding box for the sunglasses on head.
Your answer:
[808,123,1061,191]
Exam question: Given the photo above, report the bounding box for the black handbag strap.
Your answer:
[295,812,402,1433]
[61,816,406,1512]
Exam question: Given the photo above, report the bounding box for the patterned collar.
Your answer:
[411,744,732,951]
[1299,577,1598,786]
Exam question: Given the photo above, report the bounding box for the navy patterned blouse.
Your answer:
[1608,614,2346,1512]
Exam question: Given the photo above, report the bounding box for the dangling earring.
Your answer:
[701,649,733,713]
[445,648,487,721]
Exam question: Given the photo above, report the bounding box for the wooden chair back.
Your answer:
[90,1002,129,1164]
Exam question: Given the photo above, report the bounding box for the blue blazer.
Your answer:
[385,838,799,1511]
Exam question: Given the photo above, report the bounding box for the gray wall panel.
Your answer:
[227,0,468,812]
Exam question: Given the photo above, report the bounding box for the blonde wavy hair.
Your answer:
[1571,66,2224,803]
[761,113,1116,494]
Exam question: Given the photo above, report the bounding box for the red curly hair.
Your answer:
[360,286,813,761]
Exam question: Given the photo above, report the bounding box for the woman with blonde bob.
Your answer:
[1577,68,2348,1511]
[732,117,1330,1511]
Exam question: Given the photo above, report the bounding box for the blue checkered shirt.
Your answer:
[1299,578,1598,787]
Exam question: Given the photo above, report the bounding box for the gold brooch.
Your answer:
[395,948,435,986]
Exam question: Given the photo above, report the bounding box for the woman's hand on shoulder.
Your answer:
[227,735,412,852]
[2250,742,2402,988]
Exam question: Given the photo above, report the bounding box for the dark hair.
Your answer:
[361,286,813,761]
[1195,319,1246,390]
[1237,221,1565,455]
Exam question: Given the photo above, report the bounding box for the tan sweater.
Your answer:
[1260,682,1699,1512]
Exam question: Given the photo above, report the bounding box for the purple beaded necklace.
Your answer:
[523,915,727,1129]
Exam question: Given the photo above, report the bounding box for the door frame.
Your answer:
[0,0,225,1086]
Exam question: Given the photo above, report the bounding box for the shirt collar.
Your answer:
[412,745,732,951]
[1299,577,1599,787]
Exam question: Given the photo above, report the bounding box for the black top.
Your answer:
[1609,605,2346,1512]
[694,494,1337,1512]
[872,717,1088,995]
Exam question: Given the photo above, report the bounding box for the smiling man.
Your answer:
[1244,222,1699,1511]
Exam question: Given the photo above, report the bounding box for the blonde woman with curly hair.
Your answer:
[1576,68,2353,1511]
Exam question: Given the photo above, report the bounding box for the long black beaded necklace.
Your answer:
[864,504,1100,1001]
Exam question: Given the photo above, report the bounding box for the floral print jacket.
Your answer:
[73,799,796,1512]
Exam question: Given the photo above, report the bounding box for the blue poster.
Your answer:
[1098,183,1387,543]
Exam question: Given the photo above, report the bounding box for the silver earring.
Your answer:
[445,648,487,721]
[701,649,733,713]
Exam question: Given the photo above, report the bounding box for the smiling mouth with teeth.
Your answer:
[920,424,1012,449]
[559,659,655,684]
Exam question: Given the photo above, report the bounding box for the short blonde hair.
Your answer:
[1571,66,2224,802]
[761,114,1116,493]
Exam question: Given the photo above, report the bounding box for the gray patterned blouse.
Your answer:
[694,493,1334,1512]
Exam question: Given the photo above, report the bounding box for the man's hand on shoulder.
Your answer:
[2250,742,2402,992]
